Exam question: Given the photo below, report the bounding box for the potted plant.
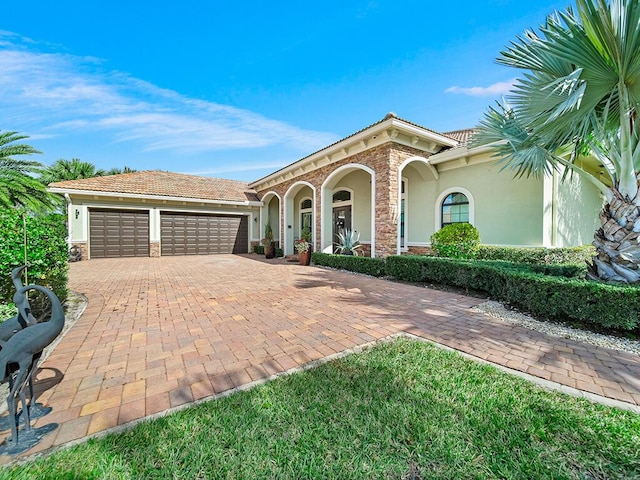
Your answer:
[295,225,313,265]
[334,229,362,256]
[263,219,275,259]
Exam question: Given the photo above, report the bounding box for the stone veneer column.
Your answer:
[373,147,398,258]
[149,241,161,257]
[71,242,88,261]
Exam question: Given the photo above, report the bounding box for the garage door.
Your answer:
[160,212,248,256]
[89,209,150,258]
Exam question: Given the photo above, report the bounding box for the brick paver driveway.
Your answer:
[4,254,640,459]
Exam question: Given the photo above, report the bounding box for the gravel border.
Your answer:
[472,300,640,355]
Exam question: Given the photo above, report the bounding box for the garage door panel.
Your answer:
[90,209,149,259]
[161,213,248,256]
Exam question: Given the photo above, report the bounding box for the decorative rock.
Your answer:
[472,300,640,355]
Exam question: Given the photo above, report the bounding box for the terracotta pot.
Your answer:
[264,242,275,259]
[299,249,312,266]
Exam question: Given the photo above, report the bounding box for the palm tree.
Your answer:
[41,158,107,184]
[105,166,137,176]
[0,131,54,211]
[474,0,640,283]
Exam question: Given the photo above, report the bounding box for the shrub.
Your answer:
[385,255,639,331]
[275,248,284,258]
[0,303,16,321]
[430,224,480,259]
[312,253,386,277]
[254,245,264,254]
[0,210,68,316]
[476,245,595,265]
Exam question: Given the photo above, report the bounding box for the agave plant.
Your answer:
[334,229,362,256]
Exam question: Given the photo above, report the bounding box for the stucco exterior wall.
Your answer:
[403,164,436,247]
[435,161,544,246]
[554,171,603,247]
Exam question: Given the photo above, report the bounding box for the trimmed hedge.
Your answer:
[312,252,386,277]
[252,246,283,257]
[385,255,639,331]
[475,245,595,265]
[0,210,68,315]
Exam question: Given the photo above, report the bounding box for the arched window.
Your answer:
[333,190,351,203]
[441,192,469,226]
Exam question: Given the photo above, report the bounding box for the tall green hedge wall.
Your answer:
[0,210,68,310]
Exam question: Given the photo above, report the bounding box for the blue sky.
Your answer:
[3,1,569,182]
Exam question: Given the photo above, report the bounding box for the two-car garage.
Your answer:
[49,171,261,260]
[88,209,249,259]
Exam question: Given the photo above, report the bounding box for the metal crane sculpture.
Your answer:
[0,266,38,343]
[0,283,65,453]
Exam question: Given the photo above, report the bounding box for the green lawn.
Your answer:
[5,338,639,479]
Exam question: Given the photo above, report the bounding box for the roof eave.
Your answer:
[249,117,459,189]
[47,187,263,207]
[428,144,495,165]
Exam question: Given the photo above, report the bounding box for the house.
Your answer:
[48,113,604,260]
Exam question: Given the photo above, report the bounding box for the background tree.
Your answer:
[0,131,54,211]
[40,158,106,184]
[41,159,137,184]
[474,0,640,283]
[105,166,137,176]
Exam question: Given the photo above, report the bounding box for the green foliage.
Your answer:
[253,245,264,254]
[300,225,311,242]
[385,256,639,331]
[275,248,284,258]
[40,158,106,184]
[0,130,55,212]
[312,252,386,277]
[430,223,480,259]
[476,245,595,265]
[0,210,68,315]
[0,303,16,321]
[263,218,273,245]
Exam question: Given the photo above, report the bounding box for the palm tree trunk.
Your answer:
[588,185,640,283]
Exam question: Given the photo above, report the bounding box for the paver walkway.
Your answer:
[2,254,639,461]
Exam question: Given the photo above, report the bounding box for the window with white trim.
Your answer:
[441,192,469,226]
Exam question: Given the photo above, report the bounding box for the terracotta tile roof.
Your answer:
[442,128,476,146]
[48,170,260,203]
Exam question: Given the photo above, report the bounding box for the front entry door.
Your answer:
[332,205,352,252]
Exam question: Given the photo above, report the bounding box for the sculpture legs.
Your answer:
[6,358,32,445]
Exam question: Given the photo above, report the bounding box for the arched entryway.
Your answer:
[260,191,281,249]
[283,182,316,255]
[321,164,375,256]
[397,156,439,255]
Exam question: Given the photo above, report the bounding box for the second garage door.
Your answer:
[160,212,248,256]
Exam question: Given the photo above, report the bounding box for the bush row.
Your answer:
[385,255,639,331]
[311,253,386,277]
[0,210,68,315]
[475,245,595,265]
[253,245,284,257]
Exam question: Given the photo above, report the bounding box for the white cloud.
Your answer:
[445,79,516,97]
[0,32,338,154]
